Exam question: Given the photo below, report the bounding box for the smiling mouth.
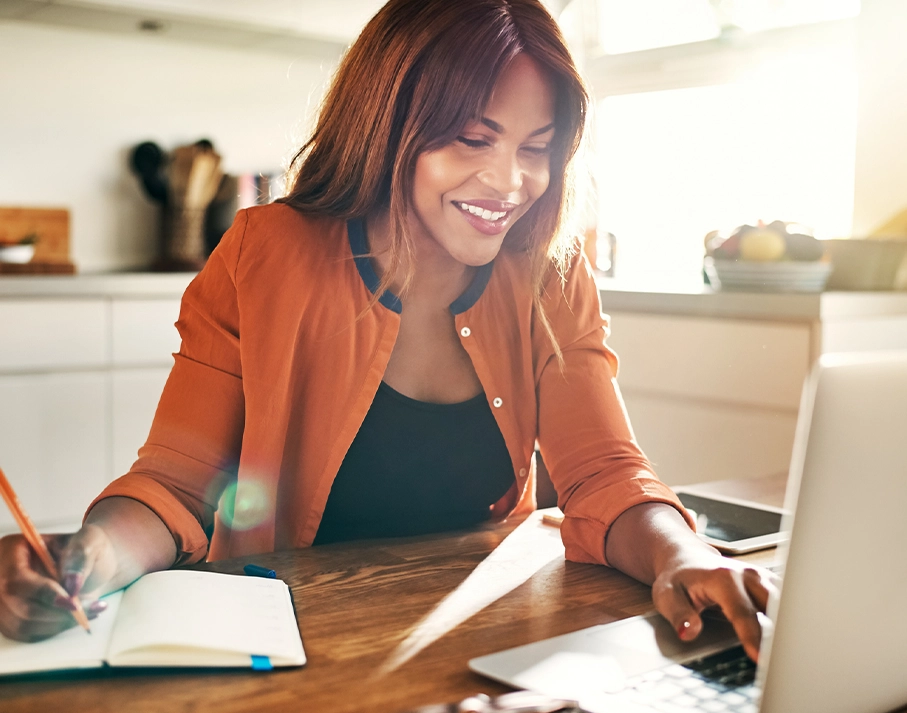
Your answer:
[453,201,521,236]
[457,202,510,221]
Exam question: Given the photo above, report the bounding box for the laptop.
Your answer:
[470,351,907,713]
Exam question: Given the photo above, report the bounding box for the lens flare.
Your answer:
[219,479,270,531]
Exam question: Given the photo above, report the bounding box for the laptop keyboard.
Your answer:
[620,646,760,712]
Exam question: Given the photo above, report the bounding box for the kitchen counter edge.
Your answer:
[2,272,906,320]
[0,272,196,298]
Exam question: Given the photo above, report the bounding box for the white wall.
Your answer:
[2,0,905,272]
[0,21,336,271]
[852,0,907,236]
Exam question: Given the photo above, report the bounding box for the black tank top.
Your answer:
[313,381,515,545]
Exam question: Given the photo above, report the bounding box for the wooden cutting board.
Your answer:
[0,207,75,274]
[0,262,76,275]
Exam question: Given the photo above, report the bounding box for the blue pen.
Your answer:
[243,563,277,578]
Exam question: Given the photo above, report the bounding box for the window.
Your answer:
[563,1,860,285]
[594,0,860,55]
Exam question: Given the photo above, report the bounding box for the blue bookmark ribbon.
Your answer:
[250,655,273,671]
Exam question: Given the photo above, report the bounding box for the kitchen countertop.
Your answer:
[2,271,907,320]
[597,276,907,320]
[0,271,195,298]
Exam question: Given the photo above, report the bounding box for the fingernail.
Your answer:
[677,620,692,639]
[53,594,77,611]
[88,600,108,614]
[63,573,83,597]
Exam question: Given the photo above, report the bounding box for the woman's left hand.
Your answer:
[651,553,781,662]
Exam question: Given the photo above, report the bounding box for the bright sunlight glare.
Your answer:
[596,45,857,285]
[374,512,565,676]
[595,0,861,54]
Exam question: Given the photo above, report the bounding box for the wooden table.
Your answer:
[0,477,786,713]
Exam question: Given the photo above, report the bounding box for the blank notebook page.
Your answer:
[106,570,303,666]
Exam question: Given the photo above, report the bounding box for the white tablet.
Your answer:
[673,488,789,554]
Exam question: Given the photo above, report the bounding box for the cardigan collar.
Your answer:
[347,218,493,316]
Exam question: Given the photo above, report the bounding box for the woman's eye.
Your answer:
[457,136,489,149]
[522,144,551,156]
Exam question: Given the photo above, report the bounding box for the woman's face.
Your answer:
[410,53,556,268]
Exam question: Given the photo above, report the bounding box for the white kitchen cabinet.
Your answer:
[0,372,108,532]
[0,299,107,372]
[608,312,812,410]
[606,310,809,486]
[600,290,907,486]
[621,392,799,486]
[111,299,182,365]
[110,299,180,479]
[0,275,189,533]
[111,368,171,479]
[603,311,812,485]
[819,315,907,354]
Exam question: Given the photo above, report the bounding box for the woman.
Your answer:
[0,0,776,659]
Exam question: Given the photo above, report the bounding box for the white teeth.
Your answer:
[459,202,507,221]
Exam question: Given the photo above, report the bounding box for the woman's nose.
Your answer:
[478,150,523,196]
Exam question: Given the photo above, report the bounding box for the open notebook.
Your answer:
[0,570,306,675]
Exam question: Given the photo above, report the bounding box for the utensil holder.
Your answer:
[161,204,207,271]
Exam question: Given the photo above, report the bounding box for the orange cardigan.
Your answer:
[91,203,690,564]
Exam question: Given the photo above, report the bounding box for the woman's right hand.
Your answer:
[0,524,118,642]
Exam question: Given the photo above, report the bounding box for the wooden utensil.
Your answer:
[162,143,223,268]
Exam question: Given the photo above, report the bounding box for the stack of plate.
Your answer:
[704,257,832,292]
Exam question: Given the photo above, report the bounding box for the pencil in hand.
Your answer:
[0,466,92,633]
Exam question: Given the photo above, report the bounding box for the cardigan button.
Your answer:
[460,326,471,337]
[519,468,527,477]
[492,397,503,408]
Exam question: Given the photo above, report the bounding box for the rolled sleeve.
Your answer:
[536,251,694,566]
[89,473,213,566]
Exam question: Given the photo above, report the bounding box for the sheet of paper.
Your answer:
[0,591,123,675]
[106,570,304,667]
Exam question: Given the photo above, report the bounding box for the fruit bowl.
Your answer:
[705,257,832,292]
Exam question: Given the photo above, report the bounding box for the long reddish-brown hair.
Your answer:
[280,0,588,352]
